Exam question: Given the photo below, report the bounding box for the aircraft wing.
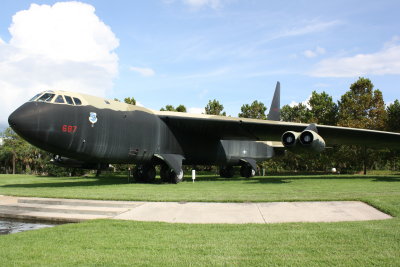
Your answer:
[157,112,400,148]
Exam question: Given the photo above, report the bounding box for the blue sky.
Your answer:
[0,0,400,126]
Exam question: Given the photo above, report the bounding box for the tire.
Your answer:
[219,166,234,178]
[160,164,170,182]
[134,164,156,183]
[171,169,184,184]
[144,165,156,183]
[240,165,254,178]
[134,165,144,182]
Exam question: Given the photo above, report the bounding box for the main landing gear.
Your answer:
[219,164,256,178]
[160,164,184,184]
[133,163,184,184]
[134,164,156,183]
[219,166,234,178]
[240,165,256,178]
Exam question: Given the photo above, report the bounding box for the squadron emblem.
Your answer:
[89,112,98,126]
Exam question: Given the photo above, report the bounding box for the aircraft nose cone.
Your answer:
[8,110,19,128]
[8,102,38,139]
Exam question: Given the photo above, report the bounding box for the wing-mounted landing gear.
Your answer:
[240,158,257,178]
[160,163,184,184]
[155,154,185,184]
[219,166,234,178]
[134,164,156,183]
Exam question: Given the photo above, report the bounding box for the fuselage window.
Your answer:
[29,93,42,101]
[104,100,110,104]
[54,95,65,104]
[64,96,75,105]
[73,97,82,105]
[37,93,55,102]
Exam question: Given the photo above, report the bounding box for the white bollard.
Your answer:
[192,169,196,183]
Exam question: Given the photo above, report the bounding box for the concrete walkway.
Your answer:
[0,195,392,224]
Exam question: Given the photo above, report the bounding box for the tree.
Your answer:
[175,105,187,113]
[338,77,386,130]
[386,100,400,132]
[238,100,267,119]
[124,97,136,105]
[281,103,312,123]
[160,105,187,112]
[1,128,30,174]
[114,98,120,102]
[160,105,176,111]
[337,77,387,175]
[205,99,226,116]
[308,91,338,125]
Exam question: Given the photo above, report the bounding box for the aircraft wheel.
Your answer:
[144,165,156,183]
[135,164,156,183]
[160,164,183,183]
[219,166,234,178]
[171,169,184,184]
[160,164,170,182]
[240,165,254,178]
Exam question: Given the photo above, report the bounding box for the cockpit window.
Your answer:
[37,93,55,102]
[104,100,110,104]
[29,93,42,101]
[54,95,65,104]
[73,97,82,105]
[64,96,74,105]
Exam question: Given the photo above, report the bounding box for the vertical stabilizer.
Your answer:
[267,81,280,121]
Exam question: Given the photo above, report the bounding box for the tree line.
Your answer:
[1,77,400,175]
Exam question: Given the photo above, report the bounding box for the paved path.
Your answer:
[0,195,392,224]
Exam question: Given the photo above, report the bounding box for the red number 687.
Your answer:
[62,125,77,133]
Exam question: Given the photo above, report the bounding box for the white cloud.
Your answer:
[311,37,400,77]
[303,46,326,58]
[272,20,341,40]
[289,94,311,109]
[129,66,155,77]
[136,101,145,107]
[188,107,205,114]
[183,0,225,9]
[0,2,119,125]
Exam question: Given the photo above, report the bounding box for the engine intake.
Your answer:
[282,130,326,153]
[282,131,300,147]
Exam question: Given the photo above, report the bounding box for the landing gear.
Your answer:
[240,165,255,178]
[219,166,234,178]
[160,164,184,184]
[134,164,156,183]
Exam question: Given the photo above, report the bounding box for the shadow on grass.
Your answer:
[193,176,290,184]
[372,176,400,182]
[1,176,130,189]
[1,174,399,189]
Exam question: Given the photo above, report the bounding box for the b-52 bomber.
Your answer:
[8,82,400,183]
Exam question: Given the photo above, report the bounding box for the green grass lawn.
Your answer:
[0,173,399,266]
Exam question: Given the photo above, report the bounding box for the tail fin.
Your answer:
[267,81,280,121]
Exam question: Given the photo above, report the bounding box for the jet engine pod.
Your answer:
[299,130,326,152]
[281,131,300,148]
